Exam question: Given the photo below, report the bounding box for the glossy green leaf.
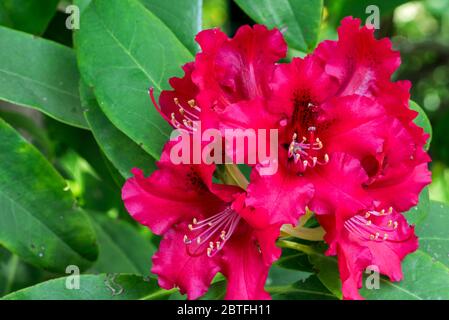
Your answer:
[410,100,432,150]
[234,0,323,52]
[74,0,93,13]
[406,187,430,226]
[269,275,337,300]
[2,274,173,300]
[80,82,156,178]
[200,280,226,300]
[0,119,98,273]
[0,0,59,35]
[308,251,342,299]
[416,201,449,268]
[0,26,87,129]
[275,248,314,272]
[141,0,202,54]
[75,0,202,54]
[75,0,193,159]
[0,109,53,157]
[268,265,311,286]
[88,213,156,275]
[360,250,449,300]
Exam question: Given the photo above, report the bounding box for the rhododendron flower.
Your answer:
[122,141,282,300]
[317,206,419,300]
[134,17,432,301]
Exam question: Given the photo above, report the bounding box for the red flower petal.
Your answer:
[220,224,273,300]
[192,25,287,110]
[314,17,401,98]
[151,223,221,300]
[122,142,224,235]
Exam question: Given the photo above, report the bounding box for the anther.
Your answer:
[184,208,241,258]
[303,160,308,169]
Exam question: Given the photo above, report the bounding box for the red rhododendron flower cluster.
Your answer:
[122,17,431,300]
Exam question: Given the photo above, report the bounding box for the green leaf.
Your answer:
[0,109,53,157]
[80,82,156,178]
[0,119,98,273]
[275,248,314,272]
[308,251,342,299]
[88,213,156,275]
[0,0,59,35]
[268,275,337,300]
[74,0,93,13]
[75,0,193,159]
[406,187,430,226]
[360,250,449,300]
[416,201,449,268]
[267,265,311,287]
[410,100,432,150]
[75,0,202,54]
[2,274,174,300]
[234,0,323,52]
[141,0,202,54]
[200,280,226,300]
[0,26,87,129]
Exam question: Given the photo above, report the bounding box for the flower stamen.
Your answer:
[184,207,241,257]
[148,87,201,133]
[344,207,401,242]
[288,127,329,172]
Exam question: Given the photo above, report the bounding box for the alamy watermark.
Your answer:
[169,122,279,176]
[366,5,380,29]
[65,5,80,30]
[65,265,80,290]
